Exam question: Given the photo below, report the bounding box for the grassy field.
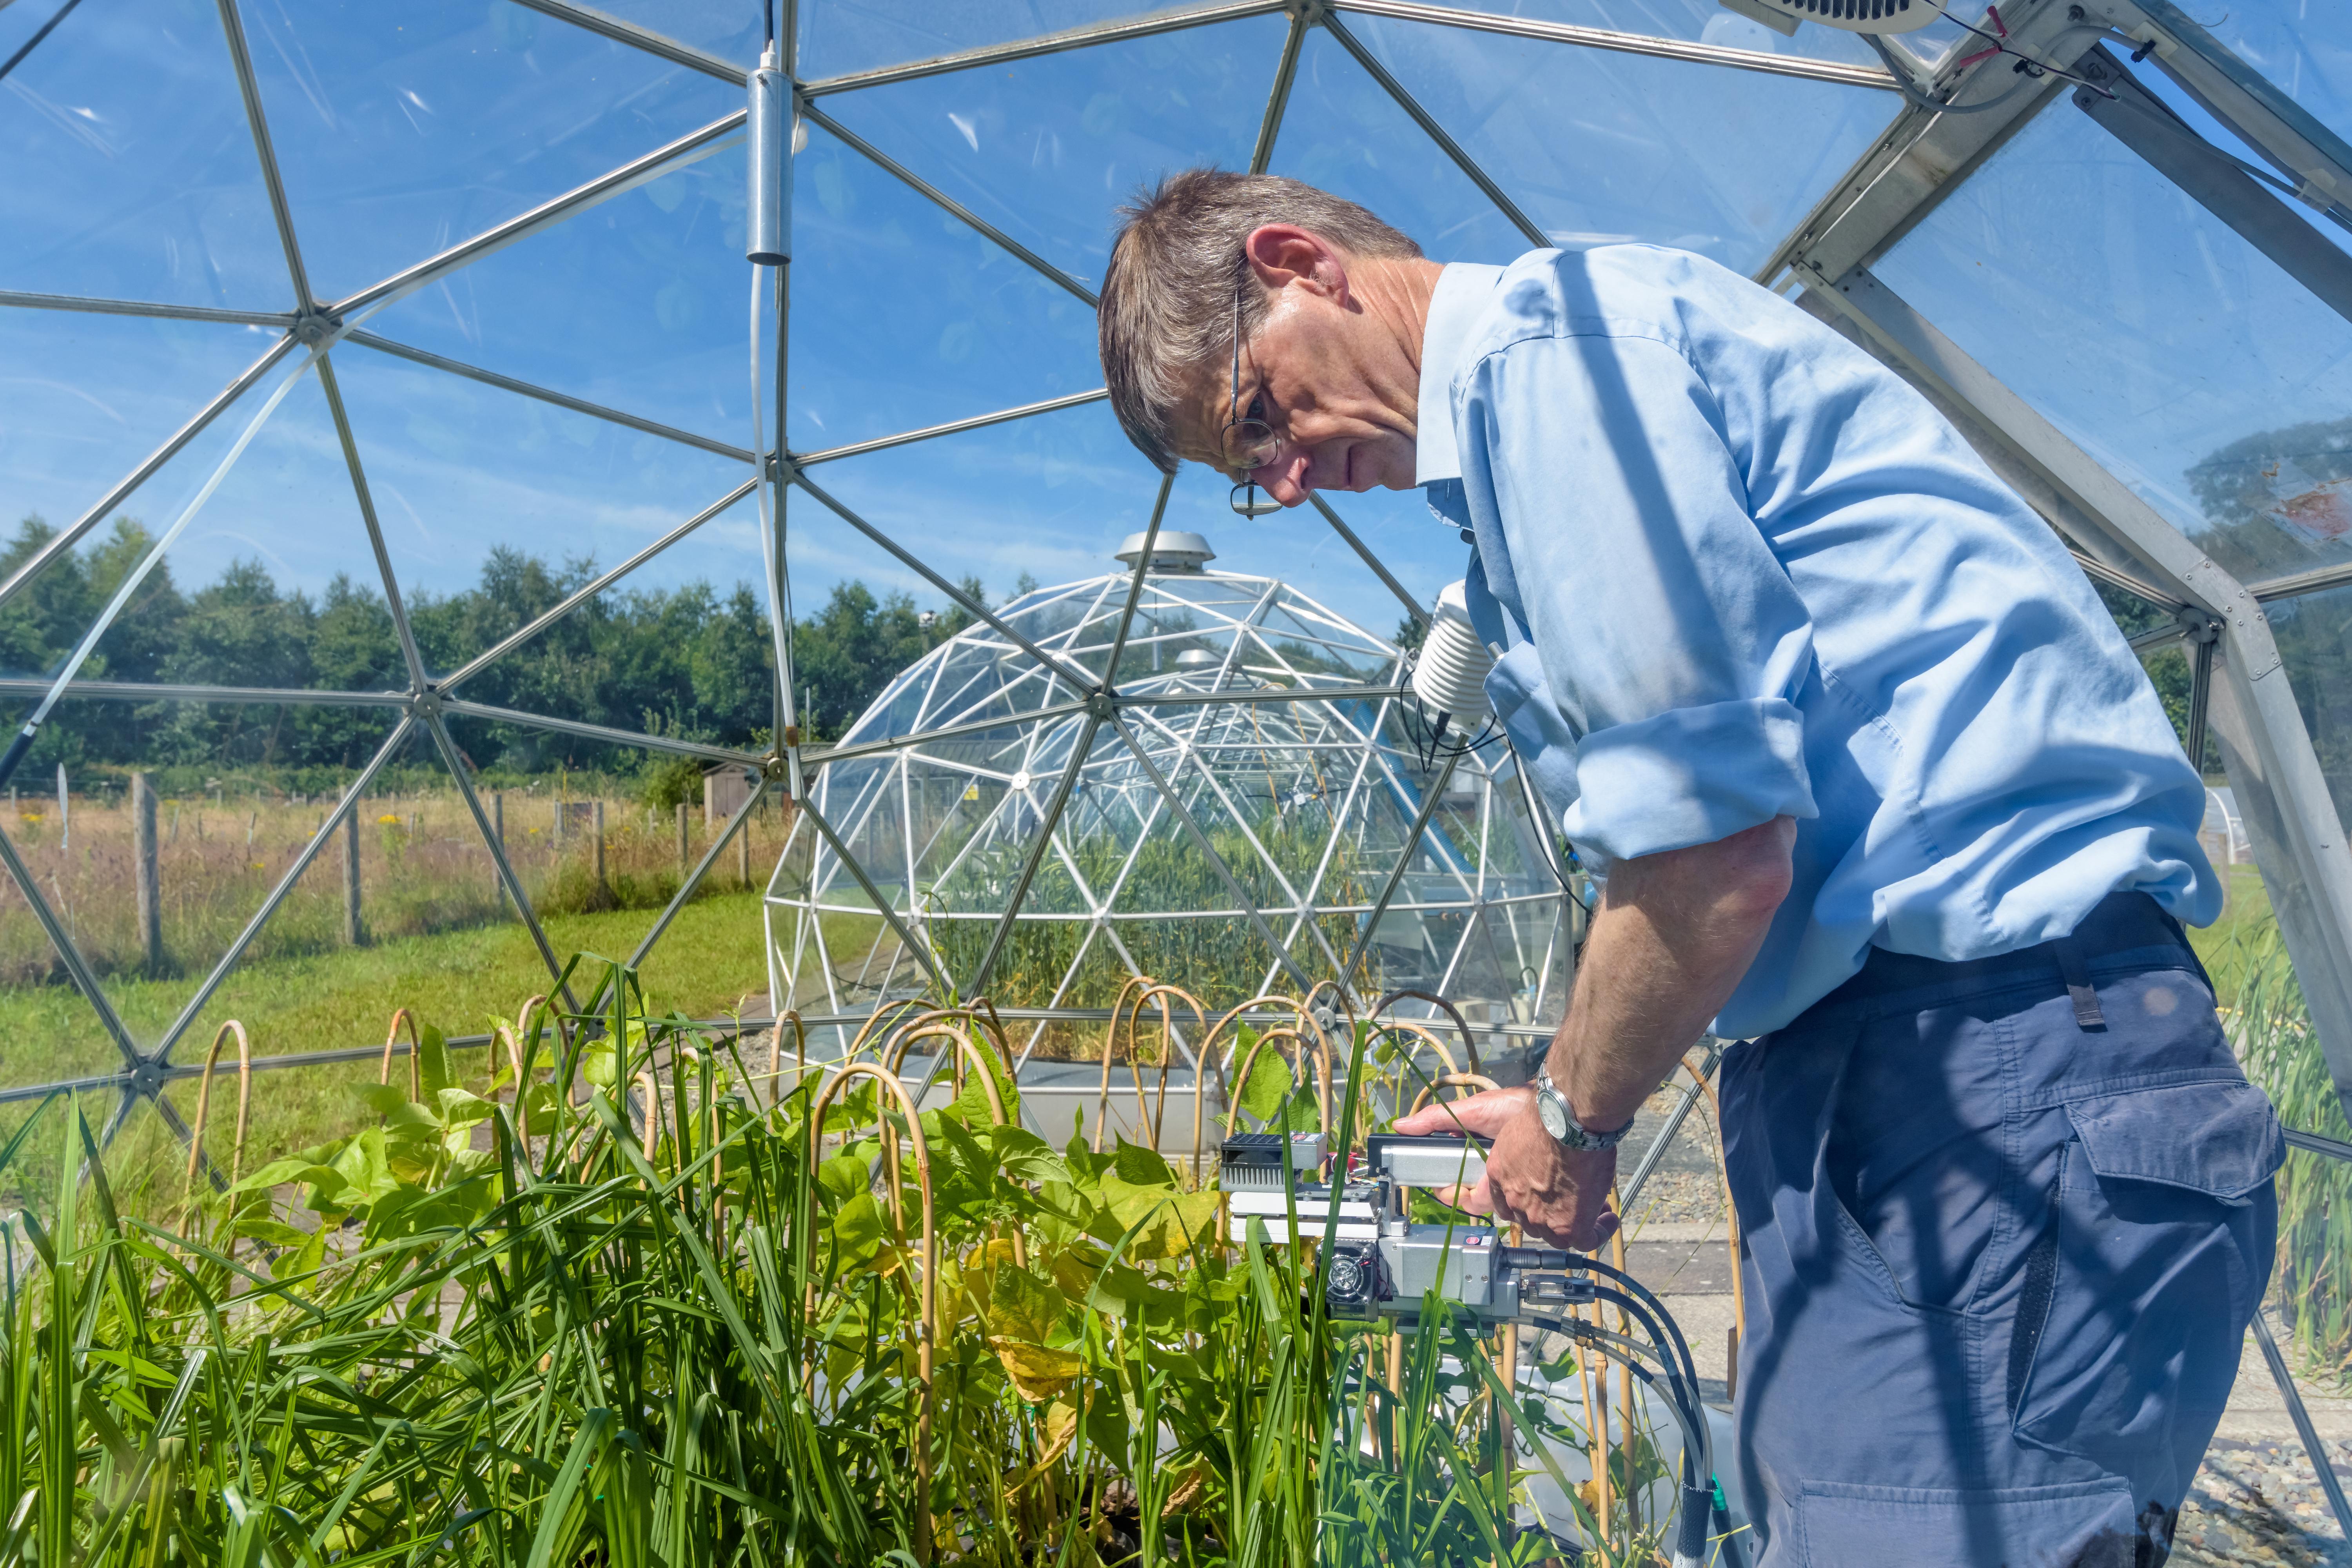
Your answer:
[0,886,784,1214]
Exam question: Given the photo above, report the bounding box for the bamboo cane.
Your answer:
[183,1019,252,1203]
[809,1062,939,1563]
[378,1006,421,1100]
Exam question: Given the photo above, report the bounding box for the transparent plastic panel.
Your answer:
[361,145,755,444]
[235,0,742,303]
[0,0,289,309]
[408,733,791,1022]
[327,342,755,664]
[160,722,638,1085]
[0,313,288,562]
[812,13,1287,290]
[1875,105,2352,588]
[435,488,777,743]
[0,697,400,1067]
[800,407,1446,663]
[789,119,1105,450]
[2191,0,2352,145]
[779,484,1060,744]
[2263,583,2352,832]
[1270,24,1530,265]
[797,0,1160,82]
[1,358,407,694]
[1383,0,1888,69]
[1345,11,1895,273]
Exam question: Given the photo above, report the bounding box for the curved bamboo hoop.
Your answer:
[1368,1017,1468,1122]
[633,1069,666,1160]
[1683,1058,1744,1349]
[1096,978,1197,1156]
[1223,1026,1335,1136]
[1370,988,1482,1077]
[848,997,934,1063]
[184,1019,252,1196]
[492,1024,527,1147]
[897,1020,1025,1267]
[971,996,1016,1079]
[1405,1071,1502,1121]
[1194,993,1323,1101]
[1128,982,1212,1169]
[808,1062,938,1562]
[768,1008,805,1108]
[378,1007,421,1100]
[896,1024,1009,1128]
[878,1008,1004,1081]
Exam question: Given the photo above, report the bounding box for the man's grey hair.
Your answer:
[1098,169,1422,475]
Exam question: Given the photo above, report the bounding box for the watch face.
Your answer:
[1537,1093,1570,1141]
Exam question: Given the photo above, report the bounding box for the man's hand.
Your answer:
[1390,1087,1620,1250]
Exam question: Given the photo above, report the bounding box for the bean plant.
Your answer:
[0,955,1666,1566]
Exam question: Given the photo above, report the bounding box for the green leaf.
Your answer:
[1234,1036,1292,1123]
[1274,1084,1321,1135]
[831,1191,889,1270]
[581,1043,618,1089]
[986,1125,1069,1185]
[1111,1137,1173,1189]
[417,1024,455,1100]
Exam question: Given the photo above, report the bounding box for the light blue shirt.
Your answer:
[1419,247,2218,1038]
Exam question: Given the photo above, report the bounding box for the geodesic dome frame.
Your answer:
[765,542,1573,1064]
[4,0,2352,1154]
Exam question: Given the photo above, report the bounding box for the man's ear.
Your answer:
[1243,224,1350,303]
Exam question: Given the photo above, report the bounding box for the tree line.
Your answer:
[0,515,989,792]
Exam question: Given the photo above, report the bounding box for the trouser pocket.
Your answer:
[1796,1478,2138,1567]
[2011,1079,2282,1498]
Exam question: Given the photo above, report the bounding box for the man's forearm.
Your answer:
[1549,816,1796,1130]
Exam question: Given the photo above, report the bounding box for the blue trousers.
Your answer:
[1720,894,2283,1568]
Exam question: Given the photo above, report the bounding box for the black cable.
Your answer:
[1577,1254,1705,1414]
[0,0,83,84]
[1522,1312,1724,1566]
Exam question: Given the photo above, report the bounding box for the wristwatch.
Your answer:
[1532,1060,1635,1152]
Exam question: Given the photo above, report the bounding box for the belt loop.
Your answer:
[2053,936,2106,1031]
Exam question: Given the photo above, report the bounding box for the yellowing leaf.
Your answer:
[988,1264,1066,1345]
[1098,1176,1219,1261]
[989,1338,1083,1402]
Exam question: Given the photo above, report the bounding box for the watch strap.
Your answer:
[1534,1061,1635,1152]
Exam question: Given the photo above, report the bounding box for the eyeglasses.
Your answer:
[1222,289,1283,518]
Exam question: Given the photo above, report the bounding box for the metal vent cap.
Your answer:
[1114,530,1215,572]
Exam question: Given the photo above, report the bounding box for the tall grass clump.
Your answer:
[0,956,1673,1565]
[2230,922,2352,1385]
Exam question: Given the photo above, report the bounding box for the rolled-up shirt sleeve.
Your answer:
[1457,329,1819,865]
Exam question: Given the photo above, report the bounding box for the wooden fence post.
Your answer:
[343,810,364,946]
[493,792,506,907]
[677,800,689,873]
[554,797,566,853]
[738,811,752,890]
[594,800,606,888]
[132,773,161,973]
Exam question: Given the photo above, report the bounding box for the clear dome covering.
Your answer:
[765,543,1572,1060]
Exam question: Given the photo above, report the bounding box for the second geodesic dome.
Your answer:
[764,533,1573,1062]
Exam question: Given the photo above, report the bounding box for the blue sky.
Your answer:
[3,0,2348,667]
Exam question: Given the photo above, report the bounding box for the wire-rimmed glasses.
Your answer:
[1223,291,1283,517]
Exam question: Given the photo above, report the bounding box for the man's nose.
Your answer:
[1247,448,1313,508]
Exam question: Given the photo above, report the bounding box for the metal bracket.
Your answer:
[2177,607,2222,644]
[404,685,445,718]
[1086,689,1119,720]
[292,307,345,346]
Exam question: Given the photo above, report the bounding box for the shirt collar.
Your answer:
[1415,262,1506,486]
